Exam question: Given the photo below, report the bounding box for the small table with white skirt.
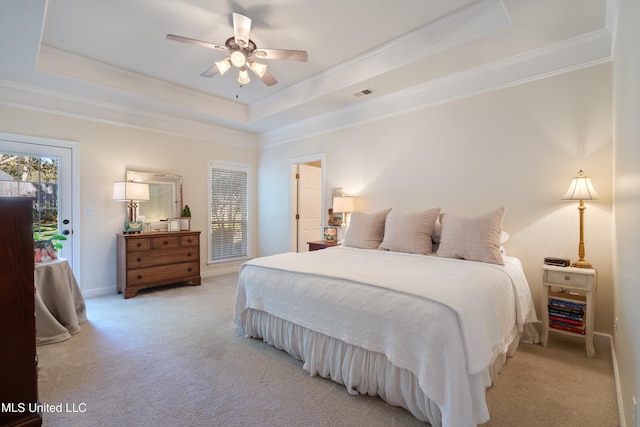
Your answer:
[34,258,87,345]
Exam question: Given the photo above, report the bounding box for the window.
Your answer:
[208,161,250,263]
[0,153,60,240]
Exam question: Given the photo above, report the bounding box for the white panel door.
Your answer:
[297,164,322,252]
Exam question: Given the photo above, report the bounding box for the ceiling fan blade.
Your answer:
[258,69,278,86]
[232,12,252,47]
[200,64,220,78]
[254,48,308,62]
[166,34,228,52]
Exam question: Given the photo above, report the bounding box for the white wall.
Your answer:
[258,64,614,334]
[613,0,640,424]
[0,59,617,339]
[0,105,259,295]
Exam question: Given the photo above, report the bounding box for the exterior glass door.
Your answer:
[0,137,75,269]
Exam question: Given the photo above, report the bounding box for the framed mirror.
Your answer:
[125,171,183,224]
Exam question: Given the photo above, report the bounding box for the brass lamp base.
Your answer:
[571,259,593,269]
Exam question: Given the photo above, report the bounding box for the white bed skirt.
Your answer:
[242,308,521,426]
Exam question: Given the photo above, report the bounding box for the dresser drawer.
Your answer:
[546,270,588,288]
[181,234,198,247]
[152,235,180,249]
[126,247,199,269]
[127,238,151,252]
[127,261,200,286]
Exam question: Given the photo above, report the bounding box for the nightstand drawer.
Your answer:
[546,270,588,288]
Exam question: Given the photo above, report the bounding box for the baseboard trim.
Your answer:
[82,286,117,298]
[604,333,626,427]
[594,331,612,348]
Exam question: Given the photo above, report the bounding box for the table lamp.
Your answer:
[113,181,150,233]
[562,170,599,268]
[332,196,355,226]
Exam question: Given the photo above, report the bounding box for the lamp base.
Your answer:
[571,259,593,269]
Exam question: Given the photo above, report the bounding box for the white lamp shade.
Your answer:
[562,171,599,201]
[237,67,251,84]
[215,58,232,75]
[248,60,267,78]
[332,196,355,213]
[113,181,150,202]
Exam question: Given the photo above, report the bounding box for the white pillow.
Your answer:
[436,207,506,265]
[379,208,441,255]
[343,209,392,249]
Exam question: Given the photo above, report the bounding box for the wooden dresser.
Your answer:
[0,198,42,426]
[116,231,201,299]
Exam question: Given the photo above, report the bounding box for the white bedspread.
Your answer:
[234,247,537,426]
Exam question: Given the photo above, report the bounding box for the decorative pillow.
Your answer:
[432,220,442,245]
[379,208,441,255]
[342,209,392,249]
[436,207,506,265]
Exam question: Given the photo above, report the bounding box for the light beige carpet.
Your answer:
[37,274,619,426]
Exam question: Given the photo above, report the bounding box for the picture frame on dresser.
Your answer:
[168,218,180,232]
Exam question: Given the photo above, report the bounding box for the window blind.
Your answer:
[209,162,248,262]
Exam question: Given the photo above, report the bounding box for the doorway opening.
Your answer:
[290,154,325,252]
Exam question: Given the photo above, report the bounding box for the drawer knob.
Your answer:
[188,239,192,243]
[564,275,571,281]
[187,252,192,257]
[163,240,168,245]
[188,268,192,272]
[137,274,142,280]
[136,242,142,247]
[137,257,142,263]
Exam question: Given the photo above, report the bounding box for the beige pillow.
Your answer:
[436,207,505,265]
[343,209,392,249]
[379,208,441,255]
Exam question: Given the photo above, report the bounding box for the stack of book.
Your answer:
[548,291,586,335]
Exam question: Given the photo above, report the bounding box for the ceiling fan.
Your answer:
[166,12,308,87]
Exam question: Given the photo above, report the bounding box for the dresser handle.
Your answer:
[137,257,142,262]
[163,240,168,245]
[136,242,142,248]
[188,268,192,272]
[137,274,142,280]
[187,252,192,257]
[188,239,192,243]
[564,275,571,281]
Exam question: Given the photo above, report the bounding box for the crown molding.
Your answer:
[259,28,612,148]
[0,79,260,149]
[250,0,510,122]
[37,45,249,123]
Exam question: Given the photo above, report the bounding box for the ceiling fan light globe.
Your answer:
[215,58,232,75]
[230,51,246,68]
[249,61,267,78]
[237,67,251,85]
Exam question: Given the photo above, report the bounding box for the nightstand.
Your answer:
[541,265,597,358]
[307,241,340,251]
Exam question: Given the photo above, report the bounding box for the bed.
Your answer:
[234,207,538,427]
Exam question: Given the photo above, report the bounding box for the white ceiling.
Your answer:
[0,0,613,147]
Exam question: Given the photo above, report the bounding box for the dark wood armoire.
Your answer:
[0,197,42,426]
